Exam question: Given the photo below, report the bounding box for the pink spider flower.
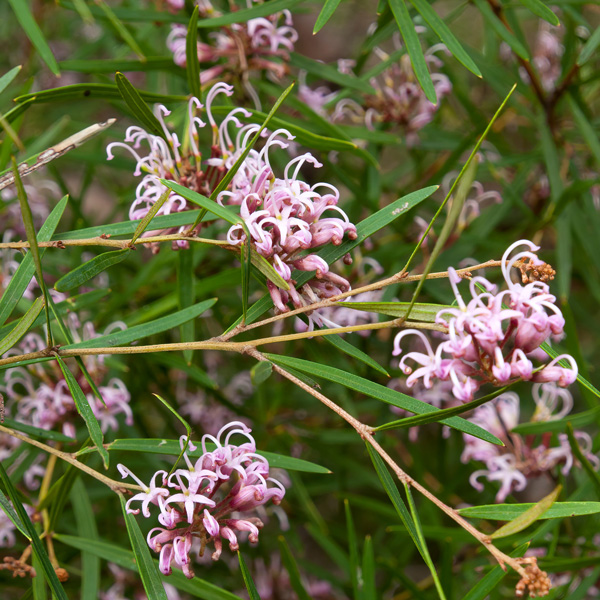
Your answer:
[118,421,286,578]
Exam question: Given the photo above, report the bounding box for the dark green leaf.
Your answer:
[59,57,174,73]
[278,536,312,600]
[0,195,68,327]
[238,552,261,600]
[459,501,600,521]
[344,500,360,598]
[251,360,273,385]
[517,0,560,25]
[388,0,437,103]
[0,65,22,95]
[566,423,600,496]
[568,94,600,166]
[313,0,343,34]
[55,355,109,468]
[177,248,195,364]
[116,72,168,139]
[0,296,44,355]
[0,463,67,600]
[578,24,600,66]
[511,406,600,435]
[336,301,447,322]
[120,495,168,600]
[408,0,482,76]
[267,354,502,444]
[96,1,145,60]
[0,489,28,539]
[186,6,201,99]
[196,0,304,28]
[1,418,75,443]
[322,333,390,376]
[132,188,172,243]
[362,535,376,600]
[6,0,60,76]
[54,249,131,292]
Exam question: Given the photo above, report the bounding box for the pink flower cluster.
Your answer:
[393,240,577,402]
[118,422,286,579]
[462,384,598,502]
[165,1,297,83]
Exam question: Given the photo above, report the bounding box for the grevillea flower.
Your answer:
[165,1,297,84]
[118,421,286,578]
[393,240,577,402]
[462,386,598,502]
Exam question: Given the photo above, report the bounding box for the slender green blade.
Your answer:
[0,65,22,95]
[323,333,390,376]
[336,301,447,322]
[362,535,376,600]
[132,188,172,243]
[0,195,68,327]
[388,0,437,103]
[0,296,44,355]
[120,495,168,600]
[55,355,109,468]
[344,500,360,598]
[458,502,600,521]
[568,94,600,166]
[313,0,343,34]
[54,249,131,292]
[238,552,260,600]
[511,405,600,435]
[408,0,482,76]
[6,0,60,76]
[59,57,173,73]
[196,0,304,28]
[0,463,67,600]
[278,537,312,600]
[185,6,201,99]
[96,0,145,60]
[578,24,600,66]
[517,0,559,26]
[490,485,562,539]
[178,248,195,364]
[63,299,216,350]
[566,423,600,496]
[0,489,28,538]
[241,240,251,324]
[2,418,75,442]
[267,354,502,444]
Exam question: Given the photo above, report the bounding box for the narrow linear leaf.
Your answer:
[6,0,60,76]
[344,500,360,598]
[185,6,201,99]
[362,535,376,600]
[472,0,530,60]
[511,405,600,435]
[267,354,502,444]
[95,0,145,60]
[177,248,195,364]
[2,417,75,443]
[462,544,529,600]
[566,423,600,496]
[0,489,28,539]
[517,0,559,26]
[0,296,44,355]
[250,360,273,385]
[248,247,290,290]
[55,355,109,468]
[490,484,562,539]
[59,57,173,73]
[408,0,482,76]
[323,333,390,376]
[64,299,217,349]
[71,0,95,24]
[568,94,600,166]
[132,188,172,243]
[0,463,67,600]
[0,65,22,95]
[313,0,343,34]
[54,249,131,292]
[458,501,600,521]
[238,552,261,600]
[388,0,437,103]
[116,72,167,139]
[120,495,168,600]
[196,0,304,28]
[336,301,448,322]
[241,240,251,324]
[278,536,312,600]
[578,24,600,66]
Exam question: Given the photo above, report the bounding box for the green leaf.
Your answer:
[313,0,343,34]
[0,65,22,95]
[336,301,447,322]
[490,485,562,539]
[186,6,201,99]
[96,1,145,60]
[278,536,312,600]
[472,0,530,60]
[247,247,291,290]
[517,0,559,26]
[0,195,68,327]
[266,354,502,444]
[116,72,168,139]
[59,57,174,73]
[238,552,260,600]
[132,188,172,243]
[1,418,75,443]
[250,360,273,385]
[0,296,44,355]
[63,299,217,349]
[226,186,438,330]
[71,0,95,24]
[56,533,243,600]
[241,240,251,324]
[177,248,195,364]
[462,544,529,600]
[196,0,304,28]
[15,84,187,105]
[0,489,28,539]
[578,23,600,66]
[6,0,60,76]
[322,333,390,376]
[568,94,600,167]
[511,406,600,435]
[289,52,373,94]
[388,0,437,103]
[362,535,377,600]
[162,181,242,225]
[0,463,68,600]
[120,495,168,600]
[71,480,100,600]
[344,500,360,598]
[54,249,131,292]
[79,438,332,474]
[459,501,600,521]
[55,355,110,468]
[566,423,600,496]
[408,0,482,76]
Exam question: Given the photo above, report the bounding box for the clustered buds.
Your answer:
[118,421,286,579]
[462,385,598,502]
[393,240,577,402]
